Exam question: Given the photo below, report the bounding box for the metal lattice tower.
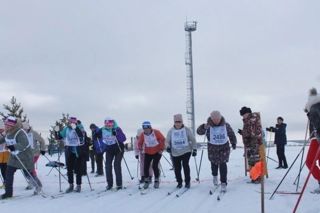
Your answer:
[184,21,197,135]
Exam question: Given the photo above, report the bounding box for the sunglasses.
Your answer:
[174,121,182,123]
[142,125,151,129]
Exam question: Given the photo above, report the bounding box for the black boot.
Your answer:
[65,184,74,193]
[0,193,12,200]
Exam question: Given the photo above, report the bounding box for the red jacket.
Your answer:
[138,129,165,155]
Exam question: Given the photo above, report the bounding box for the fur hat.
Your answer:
[239,106,252,116]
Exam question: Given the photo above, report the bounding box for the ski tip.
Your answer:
[176,194,179,198]
[217,196,220,201]
[209,190,213,195]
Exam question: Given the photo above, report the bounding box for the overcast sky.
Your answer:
[1,0,319,142]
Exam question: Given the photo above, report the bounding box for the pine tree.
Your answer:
[48,113,69,155]
[0,96,27,121]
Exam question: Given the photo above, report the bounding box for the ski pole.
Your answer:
[115,138,134,180]
[194,155,200,182]
[293,141,320,213]
[14,153,43,193]
[159,162,166,178]
[162,154,173,167]
[136,158,140,178]
[269,145,305,200]
[86,174,94,191]
[295,121,309,191]
[266,156,278,164]
[197,148,204,180]
[266,131,272,166]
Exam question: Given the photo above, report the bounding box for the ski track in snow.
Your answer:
[1,147,320,213]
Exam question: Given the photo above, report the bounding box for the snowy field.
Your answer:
[1,144,319,213]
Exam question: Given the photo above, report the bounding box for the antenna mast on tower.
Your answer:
[184,21,197,135]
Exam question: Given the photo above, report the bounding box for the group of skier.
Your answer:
[0,86,320,199]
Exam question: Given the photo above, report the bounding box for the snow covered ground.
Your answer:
[1,144,319,213]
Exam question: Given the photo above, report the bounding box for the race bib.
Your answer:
[209,126,228,145]
[65,129,80,146]
[171,128,188,149]
[0,144,7,152]
[5,137,16,146]
[144,132,159,147]
[102,130,116,146]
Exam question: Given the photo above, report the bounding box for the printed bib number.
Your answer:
[171,129,188,149]
[144,133,159,147]
[65,129,80,146]
[209,126,228,145]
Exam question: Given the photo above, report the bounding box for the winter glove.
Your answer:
[266,127,271,132]
[232,144,236,150]
[11,150,20,156]
[70,123,77,130]
[166,147,171,153]
[7,145,15,152]
[112,129,117,136]
[192,149,197,157]
[135,155,139,160]
[40,150,46,155]
[237,129,242,135]
[54,126,60,132]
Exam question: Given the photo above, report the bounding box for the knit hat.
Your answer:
[142,121,152,129]
[104,117,114,127]
[210,111,222,120]
[309,88,317,96]
[239,106,252,116]
[5,116,17,127]
[68,117,77,124]
[173,114,183,122]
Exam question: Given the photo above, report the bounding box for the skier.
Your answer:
[0,120,9,188]
[134,128,154,183]
[138,121,165,189]
[239,106,266,183]
[304,88,320,193]
[266,116,288,169]
[95,118,126,190]
[89,123,104,177]
[166,114,197,189]
[22,121,46,189]
[0,116,42,199]
[54,116,87,193]
[197,111,236,192]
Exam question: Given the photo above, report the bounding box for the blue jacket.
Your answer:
[273,123,287,145]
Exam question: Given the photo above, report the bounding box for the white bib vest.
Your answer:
[5,129,32,148]
[0,144,7,152]
[144,132,159,147]
[102,129,117,146]
[171,128,189,149]
[65,128,80,146]
[209,125,228,145]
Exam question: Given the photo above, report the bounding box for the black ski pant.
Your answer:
[5,165,42,196]
[276,144,288,167]
[95,153,104,175]
[65,151,84,185]
[144,153,162,182]
[0,163,7,183]
[309,103,320,136]
[172,152,191,185]
[211,162,227,184]
[105,149,123,187]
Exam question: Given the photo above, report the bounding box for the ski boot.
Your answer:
[75,185,81,193]
[65,184,74,193]
[176,183,182,188]
[154,178,160,189]
[213,176,218,186]
[221,183,227,193]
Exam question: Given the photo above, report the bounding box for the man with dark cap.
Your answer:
[266,116,288,169]
[239,106,265,183]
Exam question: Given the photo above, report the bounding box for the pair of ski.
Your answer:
[209,184,225,201]
[167,187,189,197]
